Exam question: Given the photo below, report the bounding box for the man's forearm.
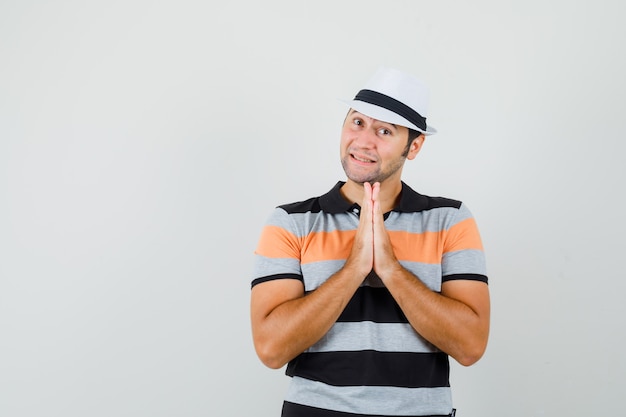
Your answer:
[251,264,365,369]
[380,265,490,366]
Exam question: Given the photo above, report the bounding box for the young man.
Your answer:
[250,68,490,417]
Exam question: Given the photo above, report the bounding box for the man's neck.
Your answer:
[340,179,403,214]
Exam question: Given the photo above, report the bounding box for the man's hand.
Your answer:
[370,182,402,281]
[345,181,403,281]
[343,182,374,278]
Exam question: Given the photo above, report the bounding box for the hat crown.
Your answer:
[363,67,431,117]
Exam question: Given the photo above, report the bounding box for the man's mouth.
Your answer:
[351,154,376,163]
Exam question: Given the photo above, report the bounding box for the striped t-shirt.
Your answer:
[252,181,488,417]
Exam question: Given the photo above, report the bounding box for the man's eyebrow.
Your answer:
[349,110,398,127]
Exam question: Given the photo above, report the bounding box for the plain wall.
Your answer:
[1,1,625,416]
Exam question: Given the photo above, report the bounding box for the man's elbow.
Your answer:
[254,340,290,370]
[455,351,484,367]
[258,354,287,370]
[454,340,488,367]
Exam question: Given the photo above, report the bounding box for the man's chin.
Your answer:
[341,161,384,185]
[346,175,380,185]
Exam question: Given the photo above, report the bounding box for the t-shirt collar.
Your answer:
[319,181,429,214]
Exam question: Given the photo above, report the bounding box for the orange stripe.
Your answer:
[256,217,483,264]
[389,230,443,264]
[256,227,357,264]
[387,218,483,263]
[255,225,302,259]
[301,229,356,264]
[444,217,484,252]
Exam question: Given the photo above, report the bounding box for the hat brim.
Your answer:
[340,99,437,135]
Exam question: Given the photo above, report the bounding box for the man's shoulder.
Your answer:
[276,182,347,215]
[399,182,463,213]
[277,196,323,215]
[422,195,463,210]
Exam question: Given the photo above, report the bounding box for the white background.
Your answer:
[1,1,625,416]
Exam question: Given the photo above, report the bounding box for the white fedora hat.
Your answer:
[341,67,437,135]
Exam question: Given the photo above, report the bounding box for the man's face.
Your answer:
[340,110,420,185]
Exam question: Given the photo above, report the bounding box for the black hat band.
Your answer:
[354,89,427,131]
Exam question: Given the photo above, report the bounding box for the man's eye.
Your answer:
[379,128,391,135]
[353,119,362,126]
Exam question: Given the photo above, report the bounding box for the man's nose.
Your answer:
[353,129,377,148]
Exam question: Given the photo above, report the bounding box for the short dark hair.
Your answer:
[407,128,422,144]
[403,128,424,156]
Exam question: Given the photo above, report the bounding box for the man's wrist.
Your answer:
[376,260,404,283]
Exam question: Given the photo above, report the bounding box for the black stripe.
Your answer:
[278,181,463,215]
[282,401,453,417]
[279,197,323,214]
[281,182,351,215]
[286,350,449,388]
[338,285,408,323]
[442,273,488,284]
[354,89,427,131]
[251,274,303,288]
[396,183,462,213]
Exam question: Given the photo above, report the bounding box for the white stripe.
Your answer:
[442,249,487,276]
[285,377,453,416]
[270,210,358,235]
[301,260,442,292]
[307,322,439,353]
[252,255,301,278]
[386,207,461,233]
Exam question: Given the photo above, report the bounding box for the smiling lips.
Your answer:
[351,152,376,164]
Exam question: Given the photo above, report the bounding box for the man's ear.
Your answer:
[406,134,425,160]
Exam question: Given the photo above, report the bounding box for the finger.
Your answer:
[361,182,373,222]
[355,182,371,233]
[372,182,388,252]
[371,182,381,217]
[346,183,374,277]
[371,182,380,202]
[362,182,372,205]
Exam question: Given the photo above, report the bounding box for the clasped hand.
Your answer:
[346,182,402,282]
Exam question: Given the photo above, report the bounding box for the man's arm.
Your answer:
[371,184,490,366]
[376,268,490,366]
[250,266,363,369]
[250,184,377,369]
